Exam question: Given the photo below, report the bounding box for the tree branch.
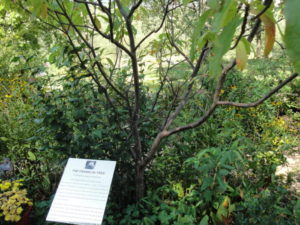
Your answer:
[84,3,132,56]
[167,32,194,69]
[56,0,127,101]
[252,0,273,21]
[142,44,210,167]
[217,73,299,107]
[116,0,143,163]
[231,4,250,50]
[135,0,172,50]
[128,0,143,18]
[74,0,99,7]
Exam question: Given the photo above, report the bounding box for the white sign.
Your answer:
[46,158,116,225]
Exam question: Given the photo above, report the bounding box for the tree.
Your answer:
[3,0,299,200]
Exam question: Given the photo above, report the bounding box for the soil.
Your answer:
[276,146,300,192]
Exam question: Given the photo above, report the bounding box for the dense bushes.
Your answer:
[1,55,299,224]
[1,2,300,223]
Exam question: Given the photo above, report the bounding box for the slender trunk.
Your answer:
[135,163,145,200]
[256,32,262,57]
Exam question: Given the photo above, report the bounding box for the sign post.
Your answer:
[46,158,116,225]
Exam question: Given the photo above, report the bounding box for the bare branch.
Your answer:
[151,54,176,112]
[56,0,127,100]
[84,3,133,56]
[247,19,261,42]
[217,73,299,107]
[167,33,194,69]
[231,4,250,50]
[74,0,99,6]
[128,0,143,18]
[115,0,129,18]
[135,1,172,50]
[164,61,237,137]
[141,2,266,168]
[115,0,143,163]
[142,44,210,167]
[251,0,273,21]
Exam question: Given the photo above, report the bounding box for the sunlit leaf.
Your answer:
[40,3,48,19]
[95,17,101,30]
[284,0,300,73]
[190,10,212,62]
[209,17,241,77]
[261,15,275,57]
[28,151,36,161]
[212,0,237,31]
[199,215,209,225]
[236,38,250,71]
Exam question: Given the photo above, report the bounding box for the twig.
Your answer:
[217,73,299,107]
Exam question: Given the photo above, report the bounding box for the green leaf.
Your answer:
[236,38,250,71]
[217,176,227,193]
[30,0,43,16]
[190,10,212,62]
[92,129,102,139]
[0,137,8,142]
[228,204,235,214]
[218,169,229,176]
[11,56,21,62]
[173,182,185,198]
[106,58,114,67]
[182,0,191,6]
[209,17,241,77]
[199,215,209,225]
[143,217,155,225]
[216,206,227,222]
[95,17,101,30]
[40,3,48,19]
[207,0,219,10]
[241,37,251,54]
[212,0,238,31]
[158,211,170,224]
[203,190,212,202]
[34,118,44,124]
[284,0,300,73]
[28,151,37,161]
[201,177,213,191]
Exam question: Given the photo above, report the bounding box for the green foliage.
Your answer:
[234,187,298,225]
[0,1,299,224]
[209,17,241,77]
[190,9,211,62]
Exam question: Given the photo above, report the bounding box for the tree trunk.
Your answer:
[135,164,145,201]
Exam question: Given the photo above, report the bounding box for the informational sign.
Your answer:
[46,158,116,225]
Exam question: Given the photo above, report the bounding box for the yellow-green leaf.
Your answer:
[209,17,241,77]
[28,151,36,161]
[40,3,48,19]
[236,38,250,71]
[212,0,237,31]
[95,17,101,30]
[190,10,212,62]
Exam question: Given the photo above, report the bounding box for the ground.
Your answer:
[276,146,300,192]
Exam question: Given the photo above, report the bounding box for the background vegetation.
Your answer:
[0,0,299,224]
